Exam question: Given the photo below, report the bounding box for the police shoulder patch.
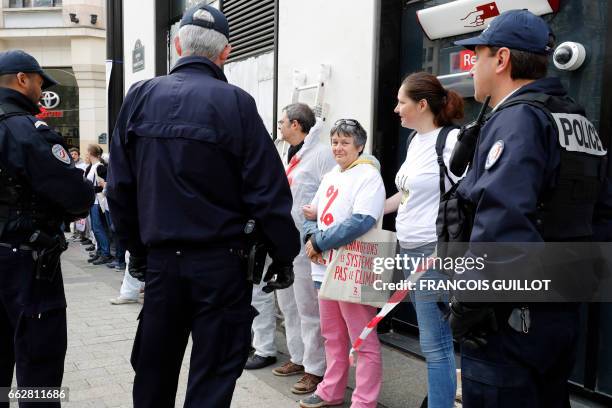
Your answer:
[51,144,71,164]
[485,140,504,170]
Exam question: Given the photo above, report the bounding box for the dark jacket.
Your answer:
[0,88,95,229]
[107,56,300,263]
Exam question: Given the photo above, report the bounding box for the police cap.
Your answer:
[455,9,554,55]
[0,50,58,89]
[180,2,230,40]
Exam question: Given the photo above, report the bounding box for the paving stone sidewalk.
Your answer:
[21,241,599,408]
[53,242,296,408]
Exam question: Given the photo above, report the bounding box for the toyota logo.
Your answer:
[40,91,61,109]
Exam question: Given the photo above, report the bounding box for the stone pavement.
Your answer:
[24,240,601,407]
[55,242,297,408]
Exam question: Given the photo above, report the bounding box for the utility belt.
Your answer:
[0,229,67,282]
[145,221,269,285]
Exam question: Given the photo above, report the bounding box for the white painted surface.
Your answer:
[4,10,63,28]
[417,0,556,40]
[277,0,378,153]
[122,0,156,92]
[225,52,275,136]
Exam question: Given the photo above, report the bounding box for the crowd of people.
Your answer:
[68,145,121,265]
[69,145,145,305]
[247,69,464,407]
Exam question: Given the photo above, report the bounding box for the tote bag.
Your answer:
[319,227,397,307]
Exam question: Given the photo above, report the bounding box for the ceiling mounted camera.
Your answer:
[553,42,586,71]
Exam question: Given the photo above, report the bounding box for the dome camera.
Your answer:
[553,42,586,71]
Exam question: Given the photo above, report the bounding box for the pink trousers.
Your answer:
[316,298,382,408]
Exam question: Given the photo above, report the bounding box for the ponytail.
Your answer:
[400,71,465,127]
[437,89,464,127]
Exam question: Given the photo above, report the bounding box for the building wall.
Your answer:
[123,0,156,92]
[225,52,275,135]
[277,0,378,152]
[0,0,106,153]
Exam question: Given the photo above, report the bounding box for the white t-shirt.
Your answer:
[310,163,386,282]
[395,127,460,247]
[86,162,101,205]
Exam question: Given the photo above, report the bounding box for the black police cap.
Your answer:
[180,3,230,40]
[0,50,58,89]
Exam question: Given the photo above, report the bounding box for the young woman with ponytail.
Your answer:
[384,72,464,408]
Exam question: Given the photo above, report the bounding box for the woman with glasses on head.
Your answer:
[385,71,464,408]
[299,119,385,408]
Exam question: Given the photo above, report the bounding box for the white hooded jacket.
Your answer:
[283,119,336,250]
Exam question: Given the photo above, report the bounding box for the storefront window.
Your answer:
[36,68,79,148]
[9,0,62,7]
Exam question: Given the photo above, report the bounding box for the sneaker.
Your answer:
[292,373,323,395]
[92,256,113,265]
[87,255,100,263]
[80,238,93,245]
[106,260,119,269]
[299,394,343,408]
[115,262,126,271]
[109,297,138,305]
[244,354,277,370]
[272,361,305,377]
[85,245,95,251]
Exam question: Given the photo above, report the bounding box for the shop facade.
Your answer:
[0,0,107,151]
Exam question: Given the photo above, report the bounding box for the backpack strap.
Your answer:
[435,126,458,197]
[406,130,417,152]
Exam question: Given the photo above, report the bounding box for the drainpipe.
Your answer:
[106,0,124,142]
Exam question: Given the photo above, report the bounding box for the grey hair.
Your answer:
[177,11,228,60]
[330,119,367,149]
[283,103,316,134]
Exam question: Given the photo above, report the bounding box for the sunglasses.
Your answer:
[333,119,360,127]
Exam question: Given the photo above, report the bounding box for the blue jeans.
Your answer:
[104,211,125,263]
[401,243,456,408]
[90,204,110,257]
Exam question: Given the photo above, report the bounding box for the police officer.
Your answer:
[0,50,95,406]
[106,3,300,407]
[443,10,607,407]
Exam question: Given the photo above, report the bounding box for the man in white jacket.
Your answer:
[247,103,335,395]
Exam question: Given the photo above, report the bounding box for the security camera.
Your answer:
[553,42,586,71]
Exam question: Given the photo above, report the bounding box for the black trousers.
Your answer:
[0,247,67,408]
[461,305,580,408]
[131,247,256,408]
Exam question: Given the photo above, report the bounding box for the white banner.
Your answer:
[417,0,559,40]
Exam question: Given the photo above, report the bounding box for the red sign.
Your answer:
[459,50,477,71]
[36,107,64,119]
[476,2,500,20]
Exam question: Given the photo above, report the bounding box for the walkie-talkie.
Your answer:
[449,95,492,177]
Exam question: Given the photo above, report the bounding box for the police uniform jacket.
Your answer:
[107,56,300,263]
[0,87,95,314]
[455,78,607,300]
[458,77,601,242]
[0,88,94,237]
